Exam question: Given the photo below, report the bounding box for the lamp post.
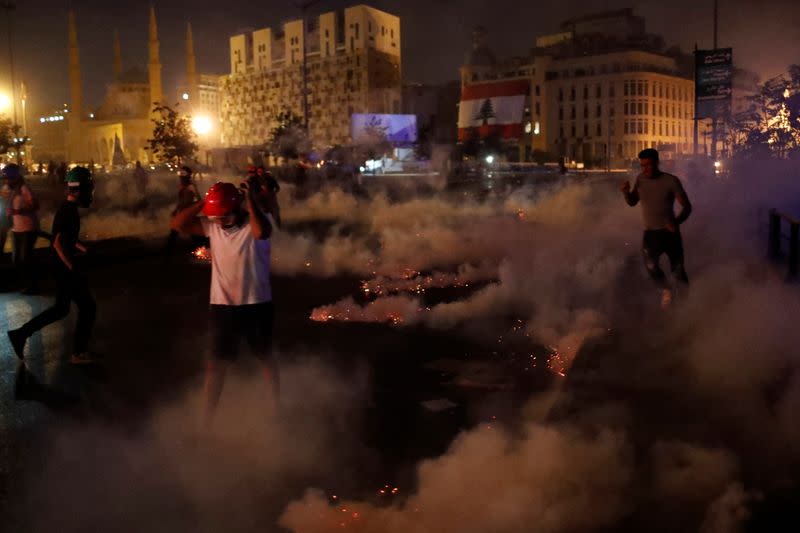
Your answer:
[0,2,20,164]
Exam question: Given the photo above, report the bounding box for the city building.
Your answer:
[33,8,211,166]
[220,4,402,150]
[403,81,460,145]
[458,9,697,166]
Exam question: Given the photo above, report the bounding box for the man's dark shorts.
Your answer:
[209,301,274,361]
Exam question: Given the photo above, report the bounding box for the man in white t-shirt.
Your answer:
[171,177,279,424]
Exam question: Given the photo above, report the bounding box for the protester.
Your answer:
[165,165,203,257]
[5,164,40,293]
[8,167,97,364]
[621,148,693,308]
[171,176,280,424]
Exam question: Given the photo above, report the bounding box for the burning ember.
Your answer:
[192,246,211,262]
[546,347,568,378]
[360,264,496,298]
[310,296,425,326]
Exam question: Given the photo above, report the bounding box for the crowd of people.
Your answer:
[4,148,690,422]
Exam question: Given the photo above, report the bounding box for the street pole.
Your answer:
[301,4,308,131]
[1,2,20,164]
[693,43,699,156]
[298,0,320,132]
[710,0,719,161]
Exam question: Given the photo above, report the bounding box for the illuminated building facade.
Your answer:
[459,9,696,166]
[220,4,402,149]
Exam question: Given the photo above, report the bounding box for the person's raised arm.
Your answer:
[620,177,640,206]
[171,201,206,236]
[244,182,272,240]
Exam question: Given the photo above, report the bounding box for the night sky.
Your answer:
[8,0,800,115]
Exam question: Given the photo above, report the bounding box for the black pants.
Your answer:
[19,264,96,353]
[12,231,38,290]
[642,229,689,287]
[209,302,274,361]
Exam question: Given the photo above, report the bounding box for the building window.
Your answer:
[584,123,589,137]
[391,28,394,38]
[652,103,656,115]
[571,125,576,137]
[610,83,615,98]
[624,82,629,96]
[570,87,575,101]
[535,85,540,97]
[355,23,360,39]
[652,83,656,97]
[535,102,541,116]
[559,107,563,120]
[610,105,615,117]
[637,102,644,115]
[382,26,385,36]
[596,104,601,117]
[597,123,602,136]
[571,106,576,119]
[596,84,601,98]
[583,85,588,99]
[559,126,564,138]
[624,121,629,134]
[583,105,588,119]
[558,88,563,102]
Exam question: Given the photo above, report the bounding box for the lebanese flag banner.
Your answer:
[458,80,530,141]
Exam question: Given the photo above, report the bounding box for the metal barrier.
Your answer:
[768,209,800,279]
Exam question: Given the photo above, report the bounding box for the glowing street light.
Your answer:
[192,115,212,135]
[0,92,10,113]
[182,92,189,101]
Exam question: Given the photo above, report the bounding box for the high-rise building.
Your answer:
[459,9,696,166]
[220,4,402,149]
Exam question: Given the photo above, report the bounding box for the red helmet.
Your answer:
[202,182,242,217]
[247,165,257,175]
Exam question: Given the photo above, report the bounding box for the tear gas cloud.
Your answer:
[19,160,800,532]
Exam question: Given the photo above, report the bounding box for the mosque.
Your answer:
[36,7,207,166]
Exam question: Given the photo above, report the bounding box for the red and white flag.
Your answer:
[458,80,529,141]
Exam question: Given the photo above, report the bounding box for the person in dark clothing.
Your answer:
[255,166,282,229]
[8,167,97,364]
[621,148,692,308]
[165,166,203,256]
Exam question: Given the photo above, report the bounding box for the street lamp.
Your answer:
[0,2,19,164]
[192,115,212,136]
[0,92,10,113]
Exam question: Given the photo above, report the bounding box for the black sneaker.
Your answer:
[8,329,26,360]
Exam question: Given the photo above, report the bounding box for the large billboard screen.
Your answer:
[351,114,418,145]
[695,48,733,119]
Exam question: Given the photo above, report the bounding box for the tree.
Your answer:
[725,65,800,160]
[356,115,392,163]
[474,98,496,126]
[148,103,198,165]
[0,116,28,163]
[267,109,310,162]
